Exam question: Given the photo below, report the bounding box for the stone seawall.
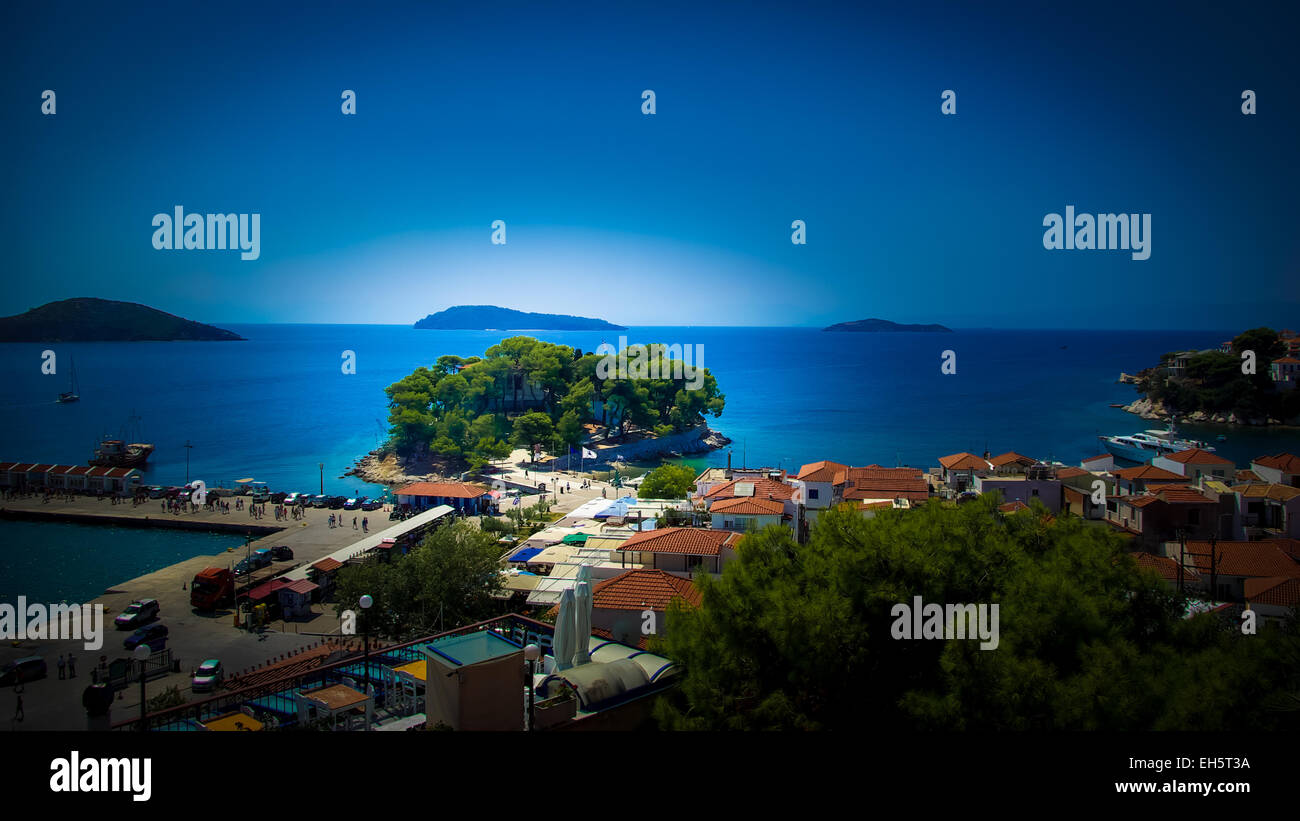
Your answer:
[0,507,285,535]
[547,425,730,470]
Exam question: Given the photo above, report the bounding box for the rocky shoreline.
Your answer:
[1120,396,1295,427]
[346,425,733,488]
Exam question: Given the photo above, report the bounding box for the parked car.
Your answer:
[361,499,383,511]
[270,545,294,560]
[114,599,160,629]
[311,495,329,508]
[283,493,302,506]
[123,623,169,652]
[146,486,168,499]
[327,496,346,509]
[191,659,223,692]
[271,491,288,503]
[343,498,360,510]
[0,656,47,686]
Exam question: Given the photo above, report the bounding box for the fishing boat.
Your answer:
[89,438,154,467]
[57,358,79,403]
[1098,421,1215,463]
[88,412,154,467]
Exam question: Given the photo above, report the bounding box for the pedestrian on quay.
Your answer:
[57,654,66,680]
[68,655,76,678]
[362,517,368,532]
[353,516,358,530]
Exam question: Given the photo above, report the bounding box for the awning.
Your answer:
[561,533,589,544]
[510,546,544,563]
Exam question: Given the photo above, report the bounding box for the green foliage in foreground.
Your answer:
[637,462,698,500]
[653,497,1300,730]
[333,519,504,639]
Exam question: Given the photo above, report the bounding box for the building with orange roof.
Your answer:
[709,496,785,533]
[1169,539,1300,601]
[614,527,742,575]
[1106,485,1223,547]
[1231,482,1300,540]
[1113,464,1185,495]
[1250,453,1300,487]
[989,452,1036,473]
[395,481,491,513]
[1268,355,1299,389]
[586,569,702,646]
[1152,448,1235,486]
[937,452,993,491]
[1244,577,1300,622]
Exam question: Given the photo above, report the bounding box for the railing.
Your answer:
[113,613,557,731]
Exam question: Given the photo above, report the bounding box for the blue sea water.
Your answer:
[2,325,1297,602]
[1,325,1296,489]
[0,520,245,604]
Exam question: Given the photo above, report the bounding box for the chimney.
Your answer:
[727,451,732,470]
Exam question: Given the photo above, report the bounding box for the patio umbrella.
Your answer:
[573,579,592,667]
[553,587,576,670]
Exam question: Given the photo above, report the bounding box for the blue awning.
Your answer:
[510,546,544,563]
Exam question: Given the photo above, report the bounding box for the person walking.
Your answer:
[13,692,22,722]
[67,655,76,678]
[57,654,66,680]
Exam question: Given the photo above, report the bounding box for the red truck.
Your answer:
[191,567,234,610]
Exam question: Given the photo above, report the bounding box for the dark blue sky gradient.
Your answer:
[2,0,1296,328]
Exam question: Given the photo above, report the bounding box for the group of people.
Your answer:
[327,514,368,531]
[274,504,305,521]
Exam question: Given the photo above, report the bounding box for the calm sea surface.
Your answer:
[2,325,1297,602]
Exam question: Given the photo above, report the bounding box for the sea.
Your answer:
[2,325,1298,602]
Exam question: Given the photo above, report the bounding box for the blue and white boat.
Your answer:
[1099,422,1215,463]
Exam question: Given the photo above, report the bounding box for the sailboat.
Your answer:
[57,357,80,403]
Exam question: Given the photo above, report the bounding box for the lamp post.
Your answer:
[524,643,539,731]
[133,643,151,731]
[184,440,193,485]
[319,463,324,497]
[359,594,373,731]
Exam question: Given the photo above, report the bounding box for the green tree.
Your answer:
[511,411,555,463]
[638,462,697,499]
[334,519,505,638]
[652,497,1298,731]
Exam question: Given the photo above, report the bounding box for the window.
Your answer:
[808,488,819,499]
[1187,509,1200,525]
[1031,488,1039,496]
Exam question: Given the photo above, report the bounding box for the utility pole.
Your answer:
[184,440,193,485]
[319,463,324,496]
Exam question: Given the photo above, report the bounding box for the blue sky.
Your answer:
[2,0,1296,329]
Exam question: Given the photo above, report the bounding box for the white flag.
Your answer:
[582,448,597,459]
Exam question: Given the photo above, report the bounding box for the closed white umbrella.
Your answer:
[573,579,592,667]
[554,587,576,670]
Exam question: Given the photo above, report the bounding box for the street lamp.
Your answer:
[184,440,193,486]
[524,643,540,731]
[133,643,151,731]
[319,463,324,497]
[359,594,373,731]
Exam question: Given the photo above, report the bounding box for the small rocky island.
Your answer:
[0,298,244,342]
[823,318,953,333]
[415,305,626,331]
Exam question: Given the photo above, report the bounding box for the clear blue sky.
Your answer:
[2,0,1296,329]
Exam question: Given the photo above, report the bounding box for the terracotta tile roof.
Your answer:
[312,558,343,573]
[796,460,848,483]
[1273,356,1300,364]
[1183,541,1300,578]
[859,500,894,510]
[1054,467,1089,479]
[842,477,930,502]
[1081,454,1112,464]
[1155,486,1215,504]
[938,452,992,471]
[592,569,702,611]
[999,501,1029,512]
[1133,552,1200,583]
[1231,482,1300,502]
[395,481,489,499]
[838,466,925,483]
[619,527,740,556]
[1160,448,1234,466]
[1063,486,1085,502]
[1235,470,1263,482]
[709,497,785,515]
[1115,465,1184,481]
[990,452,1036,467]
[702,477,794,502]
[1253,453,1300,473]
[1244,577,1300,608]
[1118,495,1160,508]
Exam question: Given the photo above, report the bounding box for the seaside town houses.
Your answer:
[90,432,1300,732]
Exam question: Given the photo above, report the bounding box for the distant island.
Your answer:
[823,318,953,333]
[0,298,244,342]
[414,305,626,331]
